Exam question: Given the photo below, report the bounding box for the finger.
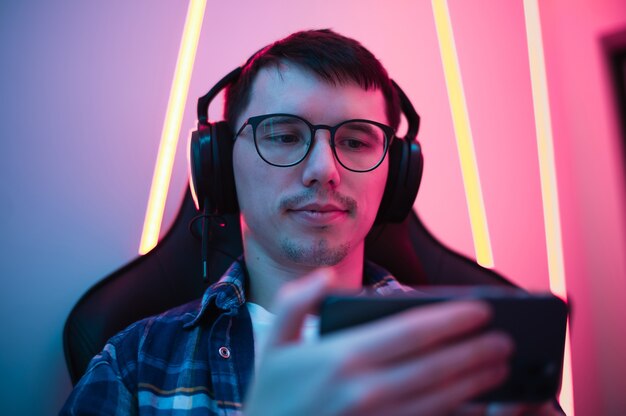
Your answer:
[350,331,513,406]
[484,403,526,416]
[326,300,493,366]
[453,403,488,416]
[455,403,536,416]
[485,402,562,416]
[343,360,509,416]
[399,331,513,397]
[266,268,336,347]
[394,362,510,416]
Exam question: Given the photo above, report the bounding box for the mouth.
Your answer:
[286,203,350,226]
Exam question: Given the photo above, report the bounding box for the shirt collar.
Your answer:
[184,258,411,329]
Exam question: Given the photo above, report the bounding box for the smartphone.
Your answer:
[319,286,569,402]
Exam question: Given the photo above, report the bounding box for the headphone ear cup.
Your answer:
[375,137,423,224]
[188,121,238,214]
[188,128,204,211]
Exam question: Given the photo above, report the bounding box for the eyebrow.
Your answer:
[265,116,303,126]
[340,122,379,135]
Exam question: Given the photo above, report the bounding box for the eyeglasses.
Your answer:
[234,113,394,172]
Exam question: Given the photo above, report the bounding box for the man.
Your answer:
[61,29,559,415]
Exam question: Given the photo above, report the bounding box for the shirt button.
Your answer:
[218,346,231,359]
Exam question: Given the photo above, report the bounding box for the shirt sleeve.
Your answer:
[59,325,141,416]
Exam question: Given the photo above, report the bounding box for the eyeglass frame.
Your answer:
[233,113,395,173]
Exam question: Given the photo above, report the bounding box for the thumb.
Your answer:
[266,268,336,347]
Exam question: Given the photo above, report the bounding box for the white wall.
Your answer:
[0,0,624,414]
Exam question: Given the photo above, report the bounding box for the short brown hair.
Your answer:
[224,29,400,131]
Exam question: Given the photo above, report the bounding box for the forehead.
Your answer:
[236,63,387,128]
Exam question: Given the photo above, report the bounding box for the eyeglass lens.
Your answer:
[254,115,387,171]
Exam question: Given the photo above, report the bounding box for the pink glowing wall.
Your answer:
[0,1,624,414]
[540,0,626,413]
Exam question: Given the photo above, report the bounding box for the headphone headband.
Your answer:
[392,80,420,141]
[197,67,243,125]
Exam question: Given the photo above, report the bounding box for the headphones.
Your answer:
[188,67,424,225]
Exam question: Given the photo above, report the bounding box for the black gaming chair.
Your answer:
[63,187,513,385]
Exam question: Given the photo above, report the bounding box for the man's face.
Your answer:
[232,63,389,268]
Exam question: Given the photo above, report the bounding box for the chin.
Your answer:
[280,237,350,266]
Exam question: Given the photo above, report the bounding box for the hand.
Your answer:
[243,270,516,416]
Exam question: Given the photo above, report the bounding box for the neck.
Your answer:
[243,238,365,312]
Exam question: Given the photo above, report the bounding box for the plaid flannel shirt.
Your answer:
[60,260,411,415]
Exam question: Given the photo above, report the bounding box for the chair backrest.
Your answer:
[63,187,513,385]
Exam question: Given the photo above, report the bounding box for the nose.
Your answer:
[301,130,341,188]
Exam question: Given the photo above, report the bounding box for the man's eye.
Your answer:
[266,134,302,144]
[337,137,372,151]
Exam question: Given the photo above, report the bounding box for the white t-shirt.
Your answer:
[246,302,319,370]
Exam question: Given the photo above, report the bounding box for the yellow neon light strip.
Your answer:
[432,0,494,267]
[523,0,574,413]
[139,0,207,254]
